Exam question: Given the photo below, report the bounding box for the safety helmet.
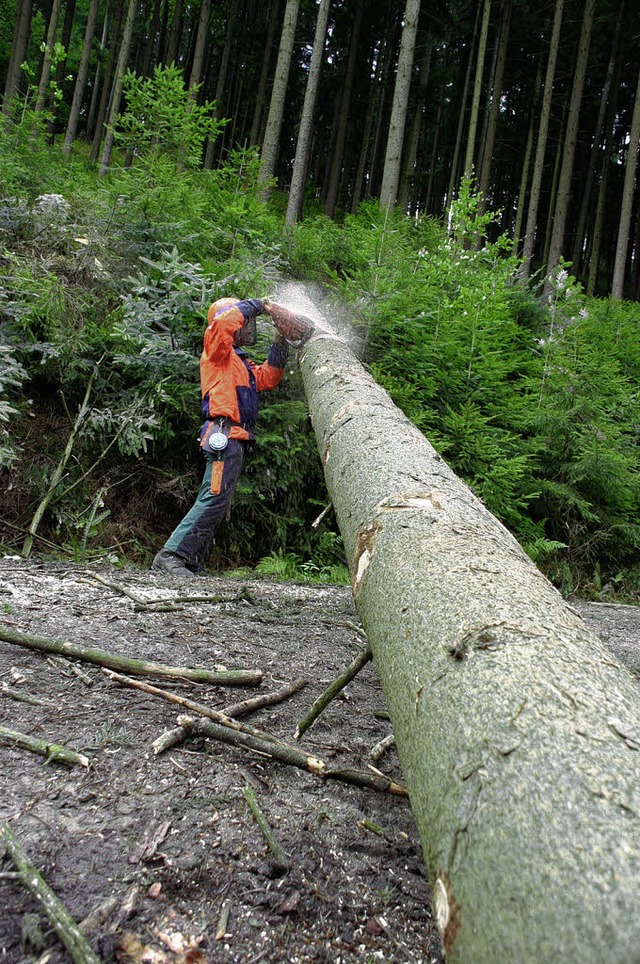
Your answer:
[208,297,256,348]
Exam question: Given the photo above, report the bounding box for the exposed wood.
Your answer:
[152,725,189,755]
[178,715,408,796]
[295,643,372,739]
[1,823,101,964]
[370,733,396,761]
[222,677,309,718]
[0,725,89,767]
[242,784,289,872]
[0,625,262,686]
[276,281,640,961]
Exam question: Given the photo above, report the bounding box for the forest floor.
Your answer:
[0,556,639,964]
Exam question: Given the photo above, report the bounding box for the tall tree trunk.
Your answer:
[188,0,212,96]
[98,0,137,173]
[446,13,477,207]
[544,0,596,293]
[477,0,511,213]
[63,0,100,156]
[570,0,624,276]
[611,62,640,299]
[463,0,491,180]
[586,147,609,295]
[47,0,76,138]
[89,0,123,161]
[286,0,330,225]
[324,0,364,217]
[379,0,421,212]
[86,0,111,138]
[397,39,431,215]
[511,91,536,255]
[257,0,300,195]
[141,0,163,76]
[276,280,640,964]
[34,0,63,112]
[203,0,241,169]
[2,0,34,113]
[165,0,184,65]
[520,0,564,278]
[249,0,281,146]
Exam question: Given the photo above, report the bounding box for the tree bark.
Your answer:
[611,61,640,299]
[379,0,421,212]
[286,0,330,225]
[274,281,640,962]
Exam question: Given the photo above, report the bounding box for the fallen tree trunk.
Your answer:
[279,283,640,962]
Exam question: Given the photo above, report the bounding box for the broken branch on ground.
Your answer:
[0,625,262,686]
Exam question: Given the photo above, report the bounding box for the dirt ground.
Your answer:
[0,557,639,964]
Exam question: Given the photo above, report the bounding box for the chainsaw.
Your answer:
[264,300,315,347]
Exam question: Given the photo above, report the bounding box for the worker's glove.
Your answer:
[243,297,264,317]
[274,329,287,346]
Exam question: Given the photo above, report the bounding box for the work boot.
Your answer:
[186,563,208,577]
[151,549,194,577]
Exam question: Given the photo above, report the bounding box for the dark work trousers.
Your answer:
[164,438,246,567]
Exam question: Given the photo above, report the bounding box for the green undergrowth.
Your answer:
[0,92,639,598]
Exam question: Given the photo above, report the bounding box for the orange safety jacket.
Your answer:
[200,300,288,442]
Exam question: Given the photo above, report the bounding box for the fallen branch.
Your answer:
[1,823,101,964]
[222,677,309,718]
[242,784,289,873]
[0,625,262,686]
[0,682,46,706]
[104,670,274,733]
[0,725,89,767]
[295,642,372,739]
[84,571,255,612]
[152,725,189,756]
[370,733,396,761]
[178,715,408,796]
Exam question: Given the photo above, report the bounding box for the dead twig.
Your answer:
[179,715,408,796]
[0,725,89,767]
[1,823,101,964]
[104,670,276,737]
[222,677,309,718]
[0,682,46,706]
[84,571,255,612]
[0,625,262,686]
[242,784,289,873]
[295,642,372,739]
